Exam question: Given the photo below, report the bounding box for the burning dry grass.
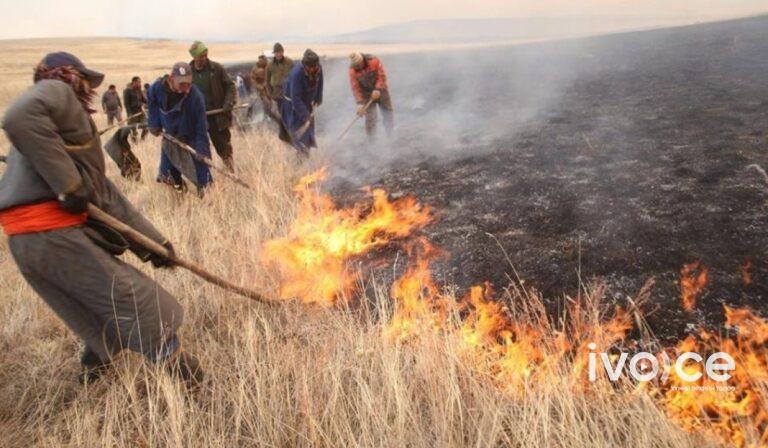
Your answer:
[260,167,433,305]
[0,46,766,447]
[680,262,709,313]
[0,125,764,446]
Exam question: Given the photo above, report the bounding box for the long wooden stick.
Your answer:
[336,98,374,142]
[0,154,274,304]
[206,103,250,116]
[98,111,146,135]
[87,204,276,305]
[161,133,256,191]
[97,105,249,136]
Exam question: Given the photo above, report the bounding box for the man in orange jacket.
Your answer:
[349,52,394,137]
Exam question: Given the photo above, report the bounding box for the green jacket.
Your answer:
[189,59,236,130]
[123,85,145,115]
[266,57,294,100]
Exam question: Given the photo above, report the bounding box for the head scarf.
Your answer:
[33,63,97,114]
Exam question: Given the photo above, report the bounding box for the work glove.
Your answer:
[149,241,176,268]
[371,89,381,101]
[223,103,234,113]
[58,184,90,214]
[356,105,367,117]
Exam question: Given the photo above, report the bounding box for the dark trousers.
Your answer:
[208,117,234,171]
[365,90,394,137]
[127,113,148,141]
[157,139,212,189]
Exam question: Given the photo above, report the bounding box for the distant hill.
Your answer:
[322,16,687,44]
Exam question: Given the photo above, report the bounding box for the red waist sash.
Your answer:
[0,201,87,235]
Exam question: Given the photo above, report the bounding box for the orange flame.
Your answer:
[657,306,768,446]
[680,262,708,312]
[261,168,433,305]
[386,240,448,340]
[264,170,768,445]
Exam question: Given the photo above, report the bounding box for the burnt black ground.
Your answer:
[233,16,768,340]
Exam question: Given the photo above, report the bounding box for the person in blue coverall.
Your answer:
[147,62,212,196]
[279,49,323,153]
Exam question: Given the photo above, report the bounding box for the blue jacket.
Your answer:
[147,76,210,158]
[280,64,323,149]
[281,64,323,129]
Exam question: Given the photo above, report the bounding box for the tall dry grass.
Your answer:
[0,41,711,447]
[0,126,706,447]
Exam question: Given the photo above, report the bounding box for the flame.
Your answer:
[656,306,768,446]
[264,170,768,445]
[742,259,753,286]
[385,246,634,394]
[680,262,708,312]
[386,240,448,340]
[261,168,433,304]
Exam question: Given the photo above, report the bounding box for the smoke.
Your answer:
[313,39,587,185]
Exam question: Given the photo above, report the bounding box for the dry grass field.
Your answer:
[0,36,558,140]
[0,37,764,447]
[0,38,402,145]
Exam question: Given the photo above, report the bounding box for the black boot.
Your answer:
[78,347,111,385]
[166,350,205,389]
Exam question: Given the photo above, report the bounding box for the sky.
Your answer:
[1,0,767,41]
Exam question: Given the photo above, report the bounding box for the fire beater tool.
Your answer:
[161,133,257,191]
[336,98,374,142]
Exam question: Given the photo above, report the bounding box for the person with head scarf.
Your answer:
[0,52,203,388]
[250,54,269,100]
[278,49,323,153]
[243,55,270,124]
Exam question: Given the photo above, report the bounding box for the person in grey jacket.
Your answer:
[0,52,203,387]
[101,84,123,125]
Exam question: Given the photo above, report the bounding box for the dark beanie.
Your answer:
[302,49,320,67]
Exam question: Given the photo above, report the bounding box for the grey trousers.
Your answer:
[9,226,183,361]
[106,110,122,126]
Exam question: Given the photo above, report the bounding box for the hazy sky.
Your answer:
[1,0,766,41]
